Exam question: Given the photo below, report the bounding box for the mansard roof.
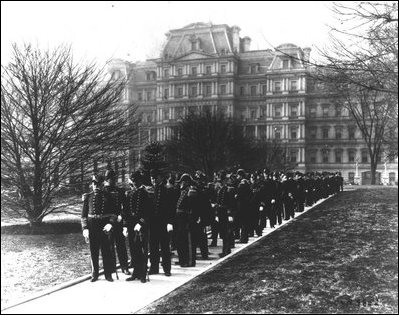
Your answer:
[162,23,234,59]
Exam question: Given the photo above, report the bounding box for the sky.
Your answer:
[1,1,341,66]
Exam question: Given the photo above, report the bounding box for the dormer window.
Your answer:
[190,35,201,51]
[146,71,156,81]
[282,60,289,69]
[250,64,259,74]
[111,70,122,80]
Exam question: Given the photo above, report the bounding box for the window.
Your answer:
[290,80,298,91]
[348,126,356,139]
[175,107,183,119]
[389,172,396,184]
[246,126,255,138]
[250,86,257,96]
[150,128,157,141]
[191,67,197,76]
[220,84,226,95]
[146,73,152,81]
[322,150,329,163]
[348,150,356,162]
[274,104,282,117]
[282,60,289,69]
[361,150,368,163]
[221,64,227,74]
[163,109,169,121]
[335,106,342,116]
[147,112,153,123]
[348,172,355,183]
[164,69,169,78]
[250,64,257,74]
[138,92,142,101]
[309,151,317,163]
[322,128,329,139]
[206,65,212,75]
[274,81,282,92]
[274,127,282,139]
[322,104,329,117]
[290,104,298,117]
[335,150,343,163]
[177,87,183,98]
[262,85,267,96]
[290,127,298,139]
[190,86,197,97]
[259,126,266,138]
[112,70,123,81]
[205,85,212,96]
[259,106,266,119]
[240,86,245,96]
[177,68,183,76]
[250,109,257,120]
[335,126,343,139]
[147,91,152,101]
[309,106,317,117]
[310,127,317,139]
[163,89,168,100]
[290,150,298,163]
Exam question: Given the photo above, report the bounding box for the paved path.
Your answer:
[2,197,331,314]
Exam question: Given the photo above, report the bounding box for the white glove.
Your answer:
[259,206,264,211]
[197,218,201,224]
[117,215,122,223]
[134,223,141,232]
[271,199,275,204]
[167,224,173,232]
[123,227,128,237]
[215,217,219,222]
[83,229,89,243]
[228,216,233,222]
[103,223,112,234]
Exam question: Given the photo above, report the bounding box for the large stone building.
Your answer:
[108,22,398,185]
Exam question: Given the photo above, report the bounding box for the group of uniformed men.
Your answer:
[81,168,343,283]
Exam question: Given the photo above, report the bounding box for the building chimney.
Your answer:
[303,47,311,63]
[241,36,251,52]
[231,25,241,53]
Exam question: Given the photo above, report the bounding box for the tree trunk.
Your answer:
[370,161,377,185]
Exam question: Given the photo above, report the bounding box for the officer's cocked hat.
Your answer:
[105,169,116,180]
[177,173,193,184]
[236,169,246,177]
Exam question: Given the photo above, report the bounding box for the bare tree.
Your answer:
[322,72,396,184]
[306,2,398,183]
[1,44,138,224]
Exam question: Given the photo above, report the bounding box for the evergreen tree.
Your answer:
[141,141,168,173]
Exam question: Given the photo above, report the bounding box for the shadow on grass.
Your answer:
[1,221,82,235]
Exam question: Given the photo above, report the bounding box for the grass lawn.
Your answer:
[1,230,91,308]
[140,187,398,314]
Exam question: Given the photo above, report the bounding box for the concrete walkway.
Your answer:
[2,196,332,314]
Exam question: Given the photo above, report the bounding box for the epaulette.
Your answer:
[125,189,134,196]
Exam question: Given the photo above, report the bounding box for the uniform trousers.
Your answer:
[88,218,114,277]
[149,218,171,273]
[127,226,148,280]
[175,213,196,267]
